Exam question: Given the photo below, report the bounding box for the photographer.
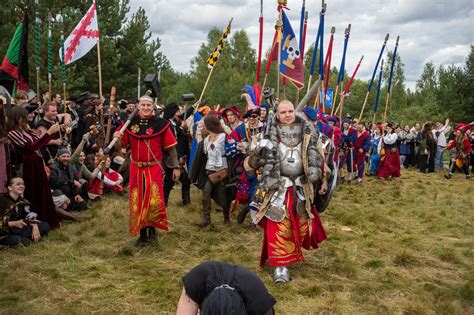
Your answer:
[0,177,50,247]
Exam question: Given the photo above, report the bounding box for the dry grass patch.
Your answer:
[0,169,473,314]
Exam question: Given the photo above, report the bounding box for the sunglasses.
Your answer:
[250,114,259,118]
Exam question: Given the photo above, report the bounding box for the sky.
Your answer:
[129,0,473,90]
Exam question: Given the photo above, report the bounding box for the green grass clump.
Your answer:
[0,169,473,314]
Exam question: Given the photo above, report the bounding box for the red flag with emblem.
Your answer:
[60,2,99,65]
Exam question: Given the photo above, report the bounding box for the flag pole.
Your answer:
[198,66,215,104]
[334,55,364,120]
[313,0,326,108]
[276,0,285,100]
[47,12,53,95]
[383,35,399,124]
[137,67,141,98]
[260,29,278,103]
[96,1,103,99]
[256,0,264,84]
[332,24,350,112]
[35,0,41,96]
[58,13,67,113]
[307,2,325,95]
[373,59,384,124]
[322,26,335,113]
[359,33,389,121]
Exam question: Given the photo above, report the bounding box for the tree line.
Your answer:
[1,0,472,124]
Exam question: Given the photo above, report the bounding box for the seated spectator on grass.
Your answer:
[0,177,50,247]
[177,260,276,315]
[49,148,89,210]
[89,155,124,198]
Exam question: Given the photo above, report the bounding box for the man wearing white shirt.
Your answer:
[433,118,450,170]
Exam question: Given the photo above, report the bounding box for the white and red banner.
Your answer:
[60,2,99,65]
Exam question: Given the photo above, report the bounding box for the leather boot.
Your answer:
[147,226,157,243]
[223,206,231,225]
[237,207,250,224]
[197,199,211,227]
[182,189,191,206]
[134,228,148,247]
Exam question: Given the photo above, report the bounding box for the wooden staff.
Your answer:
[104,86,116,146]
[197,66,215,105]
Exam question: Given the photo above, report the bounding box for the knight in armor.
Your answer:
[252,100,327,283]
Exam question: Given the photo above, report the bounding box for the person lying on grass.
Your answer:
[0,177,50,247]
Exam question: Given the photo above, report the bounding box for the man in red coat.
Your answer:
[114,95,180,246]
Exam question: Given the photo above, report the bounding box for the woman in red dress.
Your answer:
[7,106,60,229]
[378,123,401,179]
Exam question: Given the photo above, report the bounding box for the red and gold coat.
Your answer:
[120,114,177,235]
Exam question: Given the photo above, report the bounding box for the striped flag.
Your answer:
[207,18,232,68]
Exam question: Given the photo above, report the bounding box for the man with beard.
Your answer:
[35,103,66,164]
[252,100,327,283]
[48,148,89,210]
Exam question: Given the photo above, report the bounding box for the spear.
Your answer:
[372,59,384,124]
[334,55,364,121]
[383,35,400,123]
[260,29,278,103]
[301,11,308,60]
[47,12,53,95]
[307,1,326,95]
[359,33,389,120]
[299,0,305,54]
[34,0,41,96]
[58,13,67,113]
[314,1,326,108]
[332,24,350,113]
[321,26,335,112]
[256,0,264,83]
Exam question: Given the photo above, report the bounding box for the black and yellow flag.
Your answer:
[207,18,233,68]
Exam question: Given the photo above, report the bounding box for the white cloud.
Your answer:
[129,0,473,90]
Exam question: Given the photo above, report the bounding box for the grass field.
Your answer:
[0,169,473,314]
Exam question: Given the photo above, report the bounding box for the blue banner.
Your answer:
[319,89,334,108]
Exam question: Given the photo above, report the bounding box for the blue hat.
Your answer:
[260,103,270,109]
[328,115,340,123]
[343,117,352,124]
[303,106,318,122]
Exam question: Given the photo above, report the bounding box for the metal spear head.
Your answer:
[384,33,390,43]
[380,59,384,69]
[360,55,364,62]
[331,26,335,34]
[345,24,351,35]
[305,11,308,20]
[396,35,400,45]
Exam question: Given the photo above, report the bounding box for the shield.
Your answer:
[315,135,337,213]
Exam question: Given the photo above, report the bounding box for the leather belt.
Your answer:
[131,158,160,168]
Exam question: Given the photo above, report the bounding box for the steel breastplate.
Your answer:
[278,142,304,177]
[277,123,303,147]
